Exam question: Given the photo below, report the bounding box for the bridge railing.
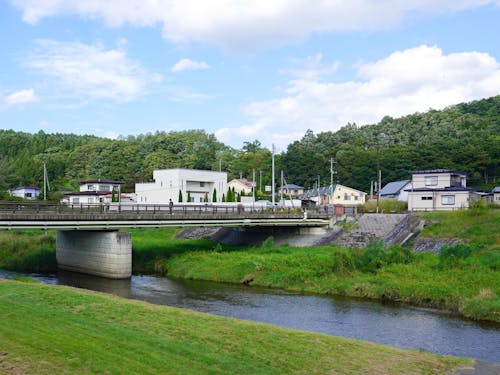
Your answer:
[0,201,330,217]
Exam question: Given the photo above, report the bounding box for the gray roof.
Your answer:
[411,169,466,175]
[493,186,500,193]
[380,180,411,196]
[282,184,303,189]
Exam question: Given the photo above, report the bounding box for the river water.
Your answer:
[1,270,499,362]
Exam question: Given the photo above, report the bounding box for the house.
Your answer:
[493,187,500,204]
[135,168,227,204]
[379,180,411,201]
[279,184,304,198]
[9,186,41,200]
[406,169,472,211]
[302,184,366,205]
[228,178,254,195]
[63,179,122,204]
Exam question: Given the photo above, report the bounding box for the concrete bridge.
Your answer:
[0,202,331,279]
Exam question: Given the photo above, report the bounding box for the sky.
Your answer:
[1,1,499,151]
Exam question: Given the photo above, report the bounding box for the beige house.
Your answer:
[407,169,472,211]
[228,178,254,195]
[303,184,366,205]
[279,184,304,198]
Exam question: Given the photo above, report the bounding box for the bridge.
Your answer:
[0,201,332,279]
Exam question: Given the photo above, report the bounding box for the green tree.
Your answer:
[178,190,183,203]
[212,188,217,203]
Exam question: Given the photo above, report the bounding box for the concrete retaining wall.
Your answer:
[56,230,131,279]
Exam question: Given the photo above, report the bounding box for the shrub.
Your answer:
[332,250,355,276]
[386,245,414,265]
[439,243,477,269]
[478,251,500,271]
[261,236,275,248]
[355,239,386,273]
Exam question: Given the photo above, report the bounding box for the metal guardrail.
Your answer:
[0,201,330,218]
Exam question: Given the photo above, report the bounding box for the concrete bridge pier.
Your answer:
[56,230,131,279]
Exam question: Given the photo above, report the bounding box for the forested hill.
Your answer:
[0,95,498,195]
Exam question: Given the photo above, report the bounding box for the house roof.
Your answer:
[405,186,473,192]
[411,169,467,175]
[281,184,304,189]
[80,178,121,185]
[380,180,411,196]
[492,187,500,193]
[229,178,253,188]
[64,191,113,196]
[11,186,40,191]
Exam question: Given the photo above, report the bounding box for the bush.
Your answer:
[477,251,500,271]
[386,245,414,265]
[355,239,386,273]
[439,243,478,269]
[332,250,355,276]
[261,236,275,248]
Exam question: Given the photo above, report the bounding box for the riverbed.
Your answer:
[1,269,499,362]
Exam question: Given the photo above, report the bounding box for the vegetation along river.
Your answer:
[1,269,498,363]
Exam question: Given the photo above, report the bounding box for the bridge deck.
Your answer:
[0,202,331,230]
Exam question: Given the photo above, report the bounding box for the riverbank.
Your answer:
[0,210,498,322]
[0,278,472,374]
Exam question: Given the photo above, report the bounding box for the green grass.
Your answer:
[0,279,471,375]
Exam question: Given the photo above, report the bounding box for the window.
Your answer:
[442,195,455,205]
[421,196,433,200]
[200,197,204,202]
[73,198,80,204]
[200,182,205,187]
[25,193,32,198]
[425,176,438,186]
[344,194,351,200]
[87,184,94,190]
[354,195,359,201]
[100,185,110,191]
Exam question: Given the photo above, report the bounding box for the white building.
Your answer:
[303,184,366,205]
[9,186,41,200]
[407,169,472,211]
[379,180,411,201]
[63,179,122,204]
[228,178,254,195]
[135,169,227,204]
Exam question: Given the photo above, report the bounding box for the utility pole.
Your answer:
[43,161,47,200]
[252,168,256,202]
[271,144,275,209]
[280,170,284,206]
[259,170,262,193]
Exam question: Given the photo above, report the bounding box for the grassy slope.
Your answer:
[160,210,499,322]
[0,279,470,375]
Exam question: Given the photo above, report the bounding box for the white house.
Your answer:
[303,184,366,205]
[492,187,500,204]
[63,179,122,204]
[379,180,411,201]
[135,168,227,204]
[406,169,472,211]
[9,186,41,200]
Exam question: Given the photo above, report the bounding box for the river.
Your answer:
[1,269,499,362]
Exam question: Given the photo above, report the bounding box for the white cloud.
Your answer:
[11,0,499,50]
[3,88,38,106]
[217,45,500,149]
[171,58,210,73]
[25,39,162,102]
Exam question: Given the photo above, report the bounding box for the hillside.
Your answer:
[0,95,498,195]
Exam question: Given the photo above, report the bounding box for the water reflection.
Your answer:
[1,270,499,362]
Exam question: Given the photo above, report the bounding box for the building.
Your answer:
[303,184,366,205]
[279,184,304,198]
[493,187,500,204]
[228,178,254,195]
[406,169,472,211]
[379,180,411,201]
[63,179,122,204]
[9,186,41,200]
[135,169,227,204]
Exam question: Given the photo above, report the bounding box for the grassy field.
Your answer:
[0,279,471,374]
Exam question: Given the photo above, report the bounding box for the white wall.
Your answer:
[135,169,227,204]
[408,191,470,211]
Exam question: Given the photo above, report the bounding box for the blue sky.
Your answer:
[1,1,499,150]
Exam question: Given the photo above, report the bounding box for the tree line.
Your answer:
[0,95,498,198]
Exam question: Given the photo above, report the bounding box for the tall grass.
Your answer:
[0,231,57,272]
